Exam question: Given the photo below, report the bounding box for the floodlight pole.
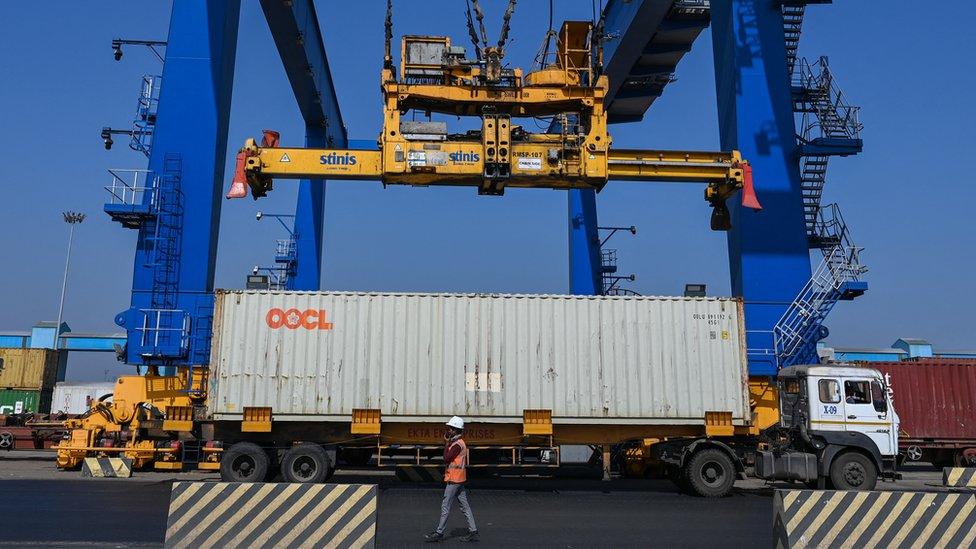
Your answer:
[55,212,86,349]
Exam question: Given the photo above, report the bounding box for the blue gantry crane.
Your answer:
[100,0,864,378]
[102,0,344,376]
[582,0,866,373]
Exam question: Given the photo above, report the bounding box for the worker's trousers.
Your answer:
[436,482,477,534]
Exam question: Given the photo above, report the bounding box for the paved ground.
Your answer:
[0,451,951,548]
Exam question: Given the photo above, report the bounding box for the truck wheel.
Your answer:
[221,442,270,483]
[829,452,877,491]
[684,448,735,498]
[282,443,332,483]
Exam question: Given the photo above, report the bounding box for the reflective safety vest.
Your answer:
[444,439,468,483]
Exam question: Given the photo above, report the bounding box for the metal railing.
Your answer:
[105,168,157,207]
[772,203,867,368]
[275,238,297,259]
[793,57,862,142]
[130,75,162,156]
[137,308,190,358]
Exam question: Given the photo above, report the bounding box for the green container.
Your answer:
[0,389,51,415]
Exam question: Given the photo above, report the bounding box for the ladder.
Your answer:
[774,204,866,367]
[782,4,805,74]
[130,75,161,157]
[141,153,188,360]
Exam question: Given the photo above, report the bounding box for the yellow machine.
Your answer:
[56,369,202,470]
[226,18,761,230]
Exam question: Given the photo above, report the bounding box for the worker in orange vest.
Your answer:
[425,416,478,542]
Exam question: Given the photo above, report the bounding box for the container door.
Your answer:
[840,378,897,456]
[809,376,845,432]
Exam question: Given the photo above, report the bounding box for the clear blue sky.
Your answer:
[0,2,973,381]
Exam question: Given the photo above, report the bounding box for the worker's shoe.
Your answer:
[460,530,479,542]
[424,531,445,543]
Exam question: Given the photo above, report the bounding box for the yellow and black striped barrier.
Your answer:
[164,482,377,549]
[944,468,976,488]
[81,457,132,478]
[773,489,976,548]
[394,465,441,483]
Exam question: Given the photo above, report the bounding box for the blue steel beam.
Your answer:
[600,0,711,123]
[566,1,710,295]
[118,0,241,368]
[568,189,603,294]
[549,115,602,295]
[59,334,128,352]
[711,0,811,376]
[260,0,348,291]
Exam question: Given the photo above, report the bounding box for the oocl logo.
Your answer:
[266,308,334,330]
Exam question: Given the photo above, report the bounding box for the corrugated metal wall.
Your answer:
[209,291,749,424]
[50,382,117,415]
[0,389,51,414]
[0,349,60,390]
[869,360,976,440]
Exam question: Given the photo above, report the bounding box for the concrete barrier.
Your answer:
[773,489,976,548]
[81,457,132,478]
[944,468,976,489]
[164,482,377,549]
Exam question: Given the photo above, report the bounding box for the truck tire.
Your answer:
[282,443,332,483]
[683,448,735,498]
[829,452,877,491]
[221,442,270,483]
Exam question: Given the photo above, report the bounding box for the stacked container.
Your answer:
[0,349,62,414]
[50,382,116,414]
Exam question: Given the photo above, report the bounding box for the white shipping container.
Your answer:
[208,291,750,425]
[51,382,116,414]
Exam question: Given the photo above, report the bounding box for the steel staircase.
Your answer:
[130,75,161,157]
[140,153,189,361]
[774,204,867,368]
[791,56,862,240]
[774,5,867,368]
[782,4,805,74]
[799,155,829,232]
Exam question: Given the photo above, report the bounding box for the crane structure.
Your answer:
[97,0,864,385]
[63,0,872,471]
[225,23,760,233]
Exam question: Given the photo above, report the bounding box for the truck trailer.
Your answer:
[866,359,976,467]
[57,291,899,497]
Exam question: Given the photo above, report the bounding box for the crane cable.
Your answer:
[464,0,483,60]
[469,0,490,53]
[535,0,556,69]
[383,0,393,69]
[497,0,518,50]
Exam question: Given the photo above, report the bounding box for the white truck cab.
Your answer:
[756,364,900,490]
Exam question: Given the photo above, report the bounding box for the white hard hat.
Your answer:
[446,416,465,430]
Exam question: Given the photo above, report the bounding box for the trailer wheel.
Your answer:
[221,442,270,483]
[829,452,877,491]
[684,448,735,498]
[282,443,332,483]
